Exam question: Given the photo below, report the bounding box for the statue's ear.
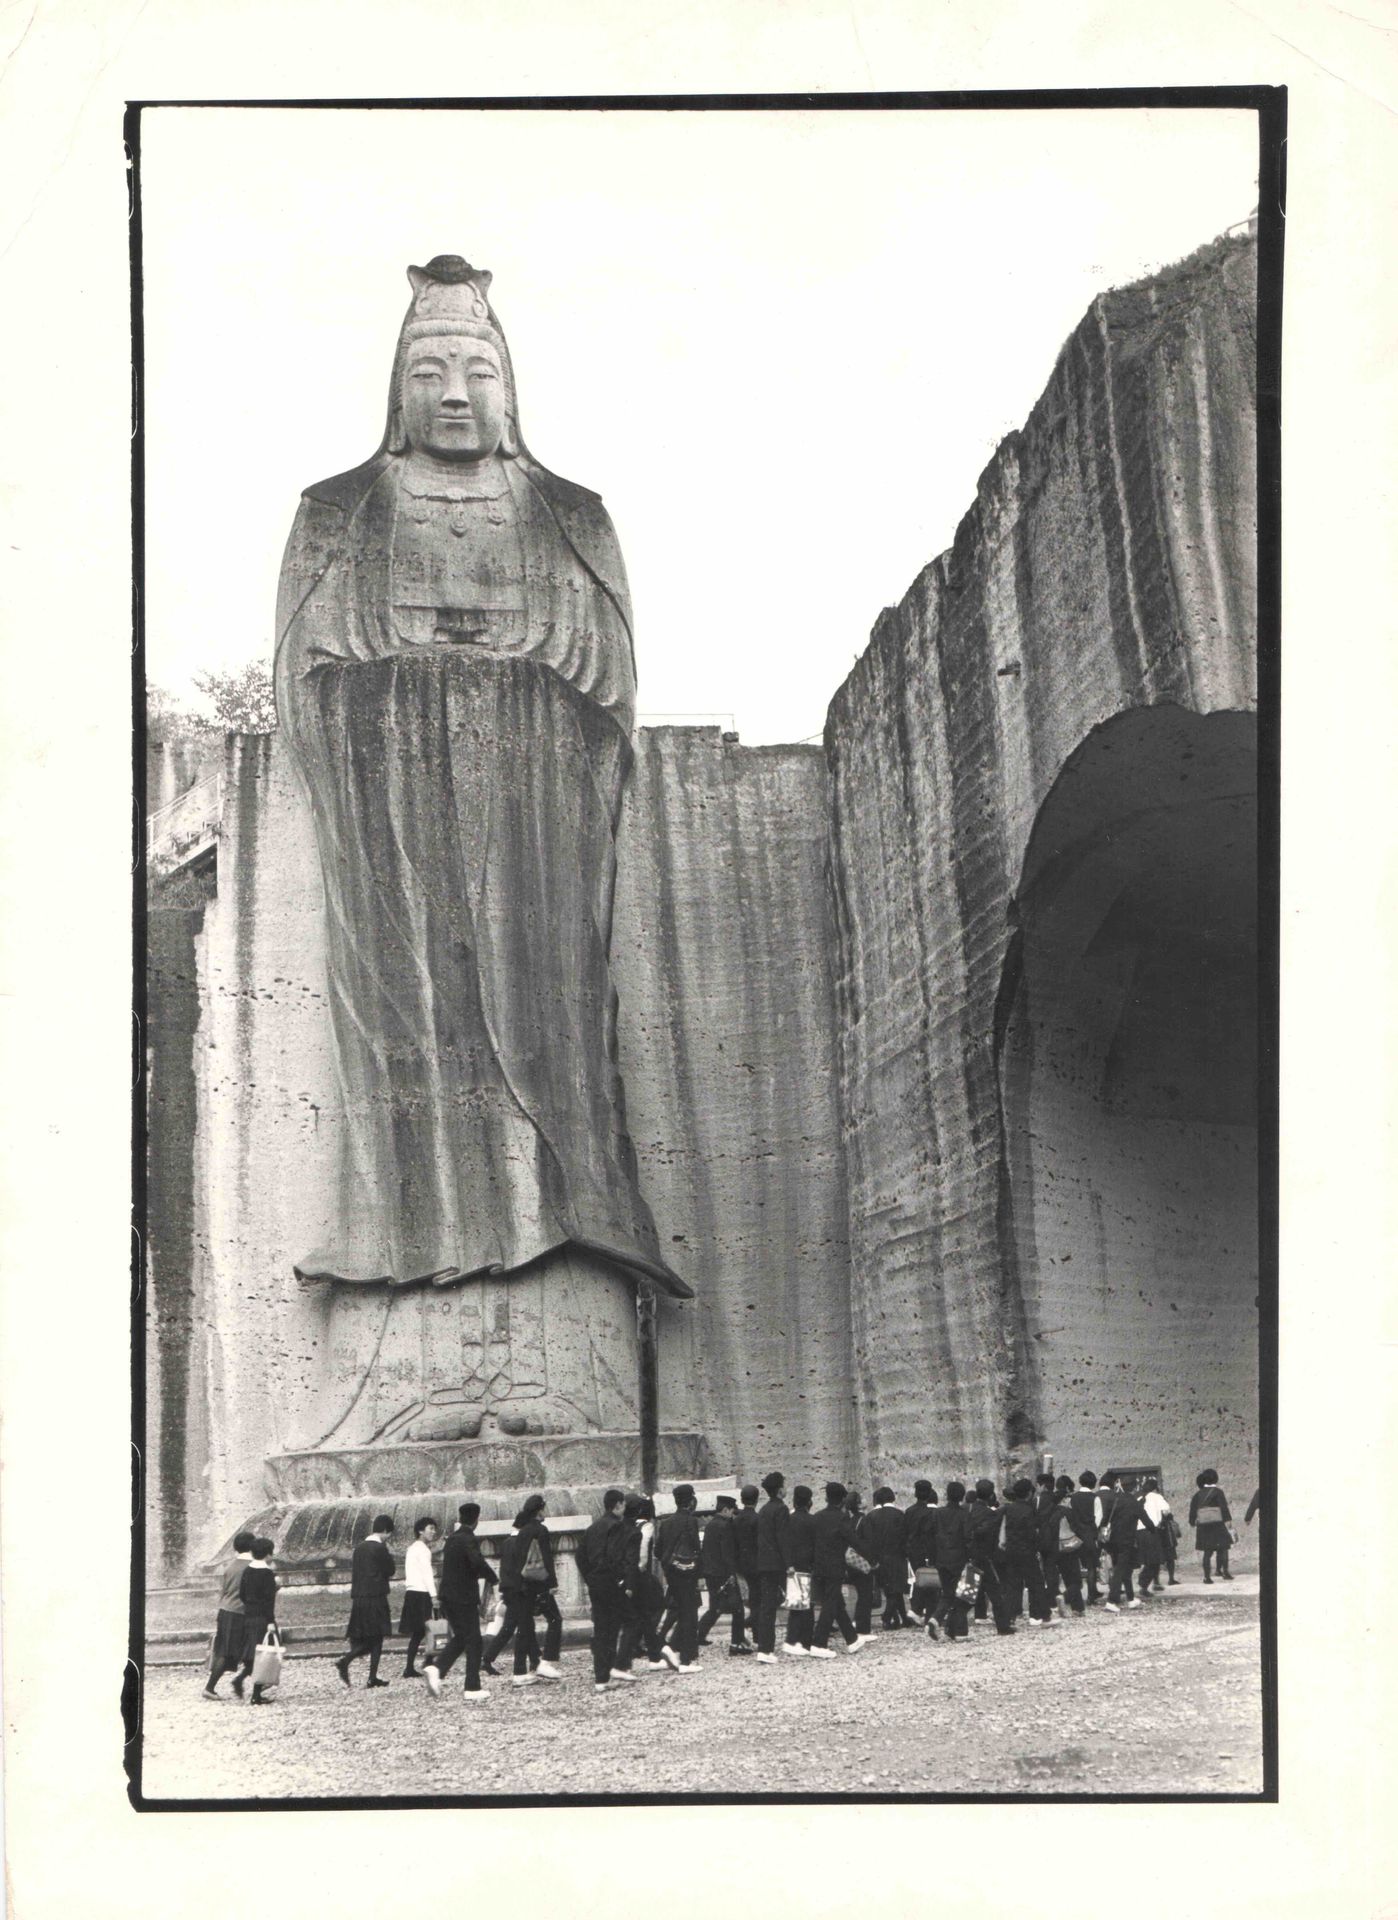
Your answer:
[499,412,520,458]
[407,266,431,296]
[475,271,492,298]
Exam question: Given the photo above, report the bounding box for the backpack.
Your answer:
[521,1535,549,1583]
[1056,1511,1084,1555]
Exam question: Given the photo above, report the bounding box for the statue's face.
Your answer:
[400,334,507,460]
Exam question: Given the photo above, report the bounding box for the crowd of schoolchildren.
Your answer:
[201,1468,1255,1704]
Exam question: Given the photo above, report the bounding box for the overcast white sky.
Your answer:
[142,106,1257,744]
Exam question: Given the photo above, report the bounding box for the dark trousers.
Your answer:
[665,1568,701,1665]
[433,1599,484,1691]
[1136,1534,1163,1592]
[786,1602,813,1648]
[1045,1550,1086,1614]
[812,1573,857,1648]
[484,1586,562,1667]
[697,1575,746,1647]
[880,1566,909,1626]
[1079,1543,1103,1599]
[1003,1548,1052,1622]
[587,1583,626,1683]
[1107,1544,1137,1603]
[493,1591,541,1674]
[754,1570,785,1653]
[934,1560,968,1636]
[908,1568,936,1620]
[620,1571,666,1668]
[848,1571,874,1636]
[973,1555,1016,1632]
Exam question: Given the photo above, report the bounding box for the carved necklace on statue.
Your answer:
[390,454,527,649]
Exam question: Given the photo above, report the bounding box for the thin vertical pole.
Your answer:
[636,1282,659,1494]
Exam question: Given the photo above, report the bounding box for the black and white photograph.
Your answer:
[7,1,1398,1910]
[131,95,1278,1805]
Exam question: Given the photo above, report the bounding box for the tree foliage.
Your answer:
[192,659,278,733]
[148,659,278,738]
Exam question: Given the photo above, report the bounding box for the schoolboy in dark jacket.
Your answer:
[425,1501,496,1700]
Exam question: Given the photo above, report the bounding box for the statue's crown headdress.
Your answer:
[387,255,521,457]
[403,255,498,344]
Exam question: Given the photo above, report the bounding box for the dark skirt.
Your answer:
[1195,1520,1232,1551]
[346,1596,392,1644]
[398,1590,434,1636]
[241,1611,272,1664]
[210,1609,245,1669]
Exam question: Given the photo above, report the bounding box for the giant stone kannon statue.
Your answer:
[274,255,688,1453]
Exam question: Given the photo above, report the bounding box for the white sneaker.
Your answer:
[807,1646,836,1659]
[1103,1601,1120,1613]
[423,1665,442,1697]
[676,1663,703,1676]
[782,1643,808,1657]
[609,1669,640,1684]
[535,1661,563,1681]
[512,1672,539,1687]
[1126,1599,1143,1610]
[462,1688,490,1703]
[1028,1617,1046,1628]
[852,1634,876,1650]
[593,1681,612,1693]
[647,1660,669,1671]
[660,1646,681,1671]
[1041,1616,1062,1628]
[755,1652,778,1665]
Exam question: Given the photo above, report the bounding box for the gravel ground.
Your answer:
[139,1578,1263,1801]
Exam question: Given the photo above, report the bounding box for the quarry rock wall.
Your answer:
[824,229,1259,1498]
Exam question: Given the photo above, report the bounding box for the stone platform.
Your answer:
[146,1435,726,1663]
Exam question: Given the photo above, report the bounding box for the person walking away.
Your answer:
[808,1483,870,1656]
[399,1516,440,1678]
[494,1496,555,1688]
[1033,1473,1059,1597]
[483,1492,564,1679]
[234,1537,279,1704]
[1069,1472,1105,1604]
[424,1502,497,1702]
[202,1530,256,1700]
[1002,1480,1058,1627]
[864,1488,910,1628]
[696,1494,748,1654]
[1041,1477,1086,1618]
[753,1471,791,1663]
[1104,1476,1155,1611]
[932,1483,972,1641]
[617,1495,669,1672]
[656,1484,704,1673]
[1189,1470,1235,1582]
[783,1485,817,1655]
[605,1495,650,1684]
[844,1490,878,1638]
[733,1483,760,1637]
[577,1488,636,1692]
[336,1516,396,1687]
[965,1481,1014,1634]
[904,1482,940,1625]
[1139,1478,1172,1592]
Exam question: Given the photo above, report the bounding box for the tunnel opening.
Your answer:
[998,705,1259,1497]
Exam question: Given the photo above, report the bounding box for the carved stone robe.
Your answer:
[274,448,687,1299]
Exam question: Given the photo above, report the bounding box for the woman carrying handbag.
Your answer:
[1189,1469,1235,1582]
[235,1536,280,1704]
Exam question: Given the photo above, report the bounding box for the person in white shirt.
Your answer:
[398,1516,440,1678]
[1135,1479,1169,1595]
